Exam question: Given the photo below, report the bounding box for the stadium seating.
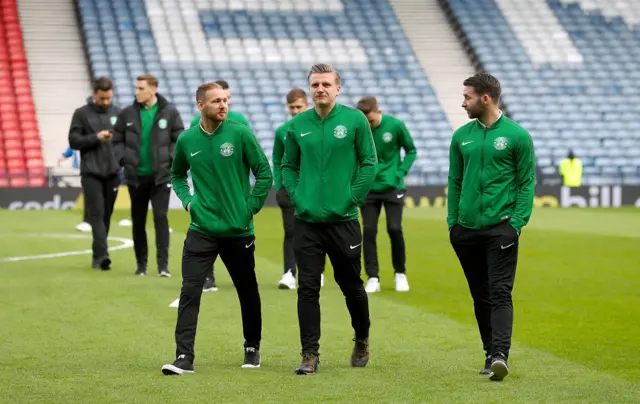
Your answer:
[75,0,453,185]
[445,0,640,185]
[0,0,46,188]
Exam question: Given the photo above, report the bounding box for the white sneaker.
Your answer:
[76,222,91,233]
[278,270,296,290]
[365,278,380,293]
[321,273,325,288]
[395,273,410,292]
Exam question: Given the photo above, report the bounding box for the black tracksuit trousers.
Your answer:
[128,176,171,272]
[360,189,406,279]
[295,219,370,356]
[81,174,119,261]
[449,221,520,359]
[276,188,297,276]
[174,229,262,362]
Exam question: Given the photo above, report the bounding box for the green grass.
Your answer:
[0,207,639,403]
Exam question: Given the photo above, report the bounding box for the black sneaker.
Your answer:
[241,347,261,368]
[351,338,370,367]
[158,269,171,278]
[295,353,319,375]
[135,264,147,276]
[480,355,492,375]
[161,354,194,375]
[203,277,218,292]
[92,257,111,270]
[489,352,509,381]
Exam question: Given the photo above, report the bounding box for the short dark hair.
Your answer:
[307,63,341,85]
[356,96,379,115]
[196,82,223,102]
[286,88,307,104]
[93,76,113,93]
[463,73,501,102]
[214,80,230,90]
[136,74,159,88]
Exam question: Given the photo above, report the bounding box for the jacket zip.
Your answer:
[150,105,164,182]
[320,118,325,213]
[480,128,487,227]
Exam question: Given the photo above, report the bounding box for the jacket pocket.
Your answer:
[324,184,356,220]
[188,197,203,230]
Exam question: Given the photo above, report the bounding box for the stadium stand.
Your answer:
[442,0,640,185]
[75,0,454,186]
[0,0,45,188]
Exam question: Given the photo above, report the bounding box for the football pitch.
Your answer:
[1,207,639,403]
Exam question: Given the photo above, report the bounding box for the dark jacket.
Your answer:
[68,97,122,177]
[112,94,184,185]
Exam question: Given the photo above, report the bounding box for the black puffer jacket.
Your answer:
[112,94,184,186]
[68,97,122,177]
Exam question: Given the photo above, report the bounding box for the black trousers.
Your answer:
[361,189,406,279]
[449,221,519,359]
[276,188,296,276]
[128,176,171,271]
[81,174,119,261]
[295,219,370,356]
[82,196,89,223]
[175,229,262,361]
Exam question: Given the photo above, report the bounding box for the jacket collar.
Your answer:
[477,110,504,129]
[313,103,342,120]
[133,93,169,110]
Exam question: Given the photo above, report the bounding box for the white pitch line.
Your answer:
[0,233,134,262]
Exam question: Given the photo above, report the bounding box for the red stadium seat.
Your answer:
[1,120,18,131]
[2,130,20,140]
[25,149,42,159]
[22,130,39,140]
[23,139,41,150]
[0,4,42,188]
[7,158,25,169]
[10,177,28,187]
[21,121,38,131]
[28,177,46,187]
[5,150,24,160]
[26,158,43,168]
[3,139,21,149]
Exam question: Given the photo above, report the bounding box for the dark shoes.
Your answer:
[295,353,320,375]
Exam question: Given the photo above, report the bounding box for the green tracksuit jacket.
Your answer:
[370,114,417,193]
[282,103,377,223]
[272,120,290,191]
[447,114,536,233]
[171,120,273,237]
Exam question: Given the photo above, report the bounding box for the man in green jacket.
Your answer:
[447,73,535,381]
[188,80,249,293]
[272,88,326,290]
[161,82,273,375]
[356,96,417,294]
[282,64,377,375]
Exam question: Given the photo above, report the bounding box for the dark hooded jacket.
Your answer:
[112,94,184,186]
[68,97,122,177]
